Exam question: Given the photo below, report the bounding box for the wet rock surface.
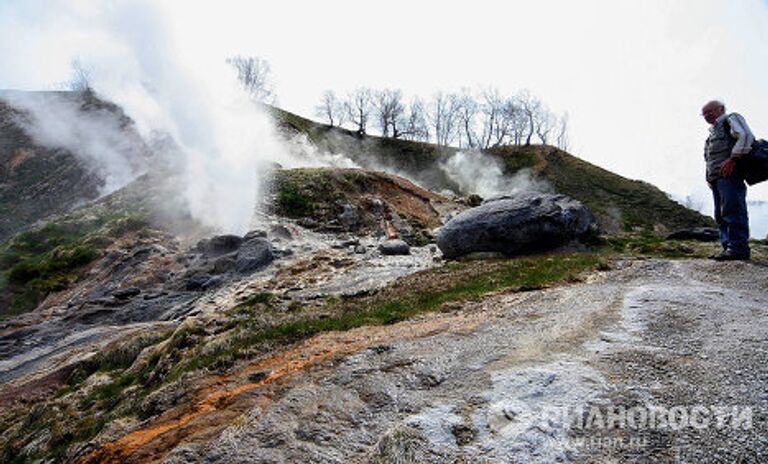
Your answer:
[0,217,443,390]
[436,193,595,259]
[157,259,768,463]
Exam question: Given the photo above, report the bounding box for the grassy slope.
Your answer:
[270,106,713,232]
[0,172,199,319]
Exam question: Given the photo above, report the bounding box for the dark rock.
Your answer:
[112,287,141,300]
[235,238,274,273]
[466,194,483,207]
[451,424,477,445]
[436,193,595,259]
[205,234,243,256]
[202,276,224,290]
[354,245,367,254]
[212,255,236,274]
[248,370,271,383]
[186,273,213,291]
[341,238,360,247]
[84,297,126,307]
[268,224,293,240]
[337,200,359,230]
[666,227,720,242]
[274,247,294,257]
[297,218,320,229]
[243,229,268,241]
[369,344,393,354]
[194,238,210,253]
[379,239,411,255]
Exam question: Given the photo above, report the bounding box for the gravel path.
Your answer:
[160,258,768,463]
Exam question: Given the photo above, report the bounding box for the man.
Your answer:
[702,100,753,261]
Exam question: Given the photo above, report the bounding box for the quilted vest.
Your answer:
[704,115,736,182]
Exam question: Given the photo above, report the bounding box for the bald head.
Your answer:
[702,100,725,124]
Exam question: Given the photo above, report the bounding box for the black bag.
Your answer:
[738,139,768,186]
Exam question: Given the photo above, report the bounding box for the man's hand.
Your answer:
[720,157,738,177]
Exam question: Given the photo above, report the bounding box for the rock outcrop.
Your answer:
[436,193,595,258]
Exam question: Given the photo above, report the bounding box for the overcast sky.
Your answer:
[2,0,768,228]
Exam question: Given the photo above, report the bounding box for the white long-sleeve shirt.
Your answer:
[715,112,755,158]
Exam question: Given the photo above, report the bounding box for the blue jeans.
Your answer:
[712,175,750,255]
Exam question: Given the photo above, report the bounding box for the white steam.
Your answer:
[438,151,550,198]
[0,1,347,234]
[2,91,149,194]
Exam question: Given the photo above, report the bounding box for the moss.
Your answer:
[0,211,151,317]
[276,190,315,216]
[237,292,275,308]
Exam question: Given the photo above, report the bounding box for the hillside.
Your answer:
[0,90,151,242]
[0,91,737,463]
[270,107,713,232]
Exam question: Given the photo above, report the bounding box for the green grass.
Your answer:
[166,253,603,380]
[0,212,150,317]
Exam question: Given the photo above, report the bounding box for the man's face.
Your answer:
[702,103,724,125]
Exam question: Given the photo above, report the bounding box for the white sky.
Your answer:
[2,0,768,227]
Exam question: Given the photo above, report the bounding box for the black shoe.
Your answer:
[711,249,750,261]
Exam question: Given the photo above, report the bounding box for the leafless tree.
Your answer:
[316,90,346,127]
[456,90,479,149]
[402,97,430,142]
[556,112,570,151]
[428,92,461,147]
[516,90,542,146]
[373,89,406,138]
[226,55,274,102]
[66,58,93,92]
[534,107,556,145]
[345,88,373,135]
[477,89,519,148]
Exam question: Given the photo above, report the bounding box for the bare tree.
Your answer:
[226,55,274,102]
[402,97,430,142]
[534,107,556,145]
[516,90,542,146]
[373,89,405,138]
[456,90,479,149]
[66,58,93,92]
[477,89,518,148]
[316,90,346,127]
[556,112,570,151]
[428,92,461,147]
[345,88,373,135]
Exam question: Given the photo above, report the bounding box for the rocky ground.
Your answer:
[32,256,760,464]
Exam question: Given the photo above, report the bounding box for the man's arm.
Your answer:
[720,113,755,176]
[727,113,755,159]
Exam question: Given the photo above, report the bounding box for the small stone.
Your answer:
[379,239,411,256]
[243,229,268,241]
[112,287,141,300]
[248,370,271,383]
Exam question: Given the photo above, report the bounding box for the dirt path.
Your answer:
[89,258,768,463]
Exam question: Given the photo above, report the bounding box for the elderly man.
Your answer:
[702,100,753,261]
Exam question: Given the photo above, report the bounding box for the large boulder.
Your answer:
[436,193,595,258]
[235,238,275,273]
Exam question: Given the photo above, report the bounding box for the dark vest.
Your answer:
[704,116,736,182]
